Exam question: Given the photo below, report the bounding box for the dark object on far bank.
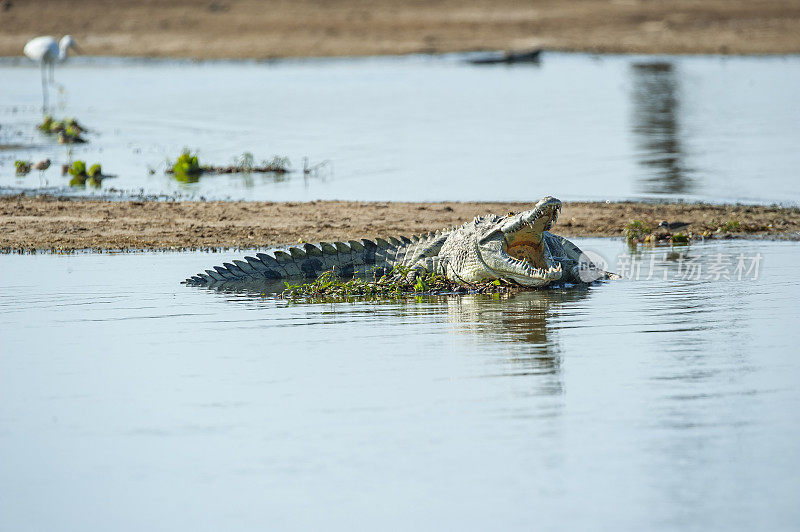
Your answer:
[659,220,691,233]
[468,48,543,65]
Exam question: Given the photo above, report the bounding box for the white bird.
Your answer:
[23,35,80,112]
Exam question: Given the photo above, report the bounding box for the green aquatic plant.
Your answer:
[172,149,202,182]
[280,266,518,302]
[15,160,32,175]
[87,164,102,178]
[168,151,292,180]
[670,232,690,244]
[37,115,54,132]
[67,160,106,187]
[37,115,87,143]
[68,160,86,178]
[625,219,652,243]
[64,125,80,139]
[68,160,87,186]
[717,219,740,233]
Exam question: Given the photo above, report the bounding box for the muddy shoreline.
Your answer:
[3,1,800,58]
[2,196,798,253]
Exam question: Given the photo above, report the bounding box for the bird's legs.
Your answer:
[49,61,68,111]
[40,61,49,113]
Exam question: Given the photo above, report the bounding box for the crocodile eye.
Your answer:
[507,211,516,216]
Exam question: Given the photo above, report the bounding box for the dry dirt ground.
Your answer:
[2,196,798,253]
[2,0,800,58]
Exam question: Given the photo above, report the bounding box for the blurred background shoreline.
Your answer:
[2,0,800,59]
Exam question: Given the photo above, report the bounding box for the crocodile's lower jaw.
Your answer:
[503,263,563,286]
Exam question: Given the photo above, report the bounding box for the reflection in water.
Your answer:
[447,289,589,369]
[445,289,592,397]
[631,62,694,194]
[206,280,593,394]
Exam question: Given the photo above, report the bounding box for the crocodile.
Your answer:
[183,196,612,288]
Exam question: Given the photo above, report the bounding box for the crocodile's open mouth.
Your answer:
[499,198,562,282]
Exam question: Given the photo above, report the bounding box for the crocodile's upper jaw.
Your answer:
[484,197,564,286]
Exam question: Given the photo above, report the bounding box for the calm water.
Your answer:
[2,238,799,530]
[1,53,799,203]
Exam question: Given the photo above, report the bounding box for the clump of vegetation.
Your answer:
[235,152,255,171]
[87,164,102,178]
[37,115,88,144]
[166,150,292,182]
[68,160,87,186]
[68,160,86,178]
[670,232,690,244]
[717,219,740,233]
[15,160,32,175]
[280,266,520,302]
[625,220,652,243]
[259,155,291,173]
[67,160,109,187]
[171,149,202,182]
[37,116,49,131]
[217,153,291,174]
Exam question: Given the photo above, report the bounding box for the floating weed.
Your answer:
[15,160,32,175]
[279,266,521,303]
[37,115,88,143]
[68,159,87,186]
[67,160,111,187]
[166,150,292,181]
[625,219,652,243]
[37,115,54,133]
[171,149,202,183]
[68,160,86,178]
[87,164,102,178]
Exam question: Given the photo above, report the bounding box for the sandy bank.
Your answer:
[2,1,800,58]
[1,196,798,253]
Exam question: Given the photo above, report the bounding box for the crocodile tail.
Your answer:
[182,237,413,286]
